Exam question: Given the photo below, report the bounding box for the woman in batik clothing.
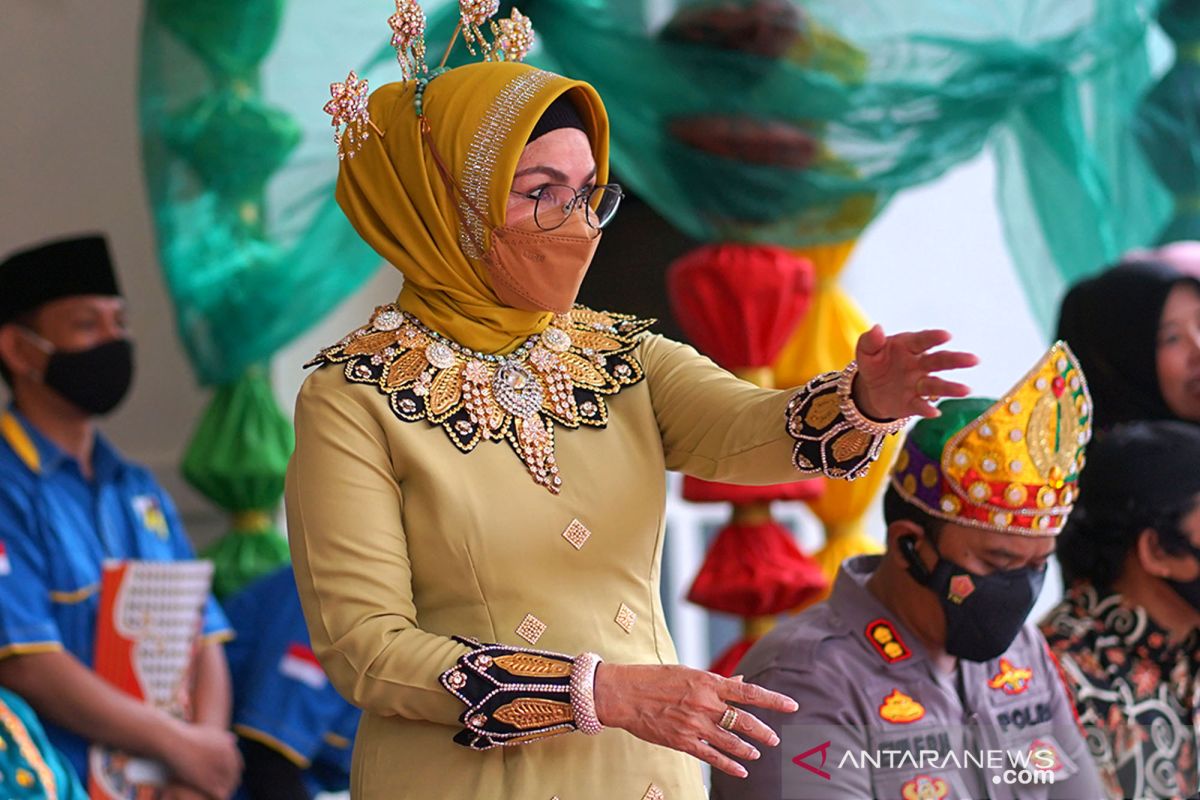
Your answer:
[286,9,976,798]
[1042,421,1200,800]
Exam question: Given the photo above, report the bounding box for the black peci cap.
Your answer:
[0,234,122,325]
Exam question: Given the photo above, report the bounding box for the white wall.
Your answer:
[3,2,1061,625]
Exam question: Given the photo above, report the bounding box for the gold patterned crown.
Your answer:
[890,341,1092,536]
[323,1,536,159]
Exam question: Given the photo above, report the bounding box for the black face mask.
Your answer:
[29,334,135,416]
[900,535,1046,662]
[1164,542,1200,610]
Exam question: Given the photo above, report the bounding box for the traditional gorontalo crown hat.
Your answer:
[890,341,1092,536]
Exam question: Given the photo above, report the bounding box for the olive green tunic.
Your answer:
[286,319,874,800]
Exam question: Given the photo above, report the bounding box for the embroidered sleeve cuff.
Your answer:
[439,637,578,750]
[785,364,907,481]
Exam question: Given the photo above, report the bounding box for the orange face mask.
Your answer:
[484,209,602,314]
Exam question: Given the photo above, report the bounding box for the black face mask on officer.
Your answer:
[900,534,1046,662]
[21,328,135,416]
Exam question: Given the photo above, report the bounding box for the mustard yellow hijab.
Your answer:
[336,62,610,353]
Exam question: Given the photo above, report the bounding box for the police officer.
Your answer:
[224,567,360,800]
[713,343,1103,799]
[0,235,242,799]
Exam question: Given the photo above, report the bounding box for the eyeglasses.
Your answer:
[509,183,624,231]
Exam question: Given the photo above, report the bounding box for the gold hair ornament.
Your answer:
[323,1,537,159]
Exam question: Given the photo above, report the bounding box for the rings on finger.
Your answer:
[719,706,739,731]
[915,376,940,404]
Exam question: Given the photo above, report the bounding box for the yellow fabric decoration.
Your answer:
[232,510,274,533]
[743,615,778,640]
[336,62,610,353]
[773,240,895,593]
[803,518,885,605]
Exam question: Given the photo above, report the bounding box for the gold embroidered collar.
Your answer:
[308,305,653,493]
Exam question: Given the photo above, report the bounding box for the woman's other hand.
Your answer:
[853,326,978,420]
[593,664,797,778]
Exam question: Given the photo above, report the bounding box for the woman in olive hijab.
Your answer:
[287,15,976,798]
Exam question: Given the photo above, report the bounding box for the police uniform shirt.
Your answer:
[224,567,359,790]
[712,555,1102,800]
[0,409,232,780]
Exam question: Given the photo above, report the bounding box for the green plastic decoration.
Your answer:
[139,0,388,595]
[183,370,294,598]
[1135,0,1200,243]
[153,0,287,78]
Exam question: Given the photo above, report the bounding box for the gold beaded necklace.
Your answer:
[309,305,652,493]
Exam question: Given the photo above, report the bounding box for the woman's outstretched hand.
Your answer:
[853,326,979,421]
[593,663,797,779]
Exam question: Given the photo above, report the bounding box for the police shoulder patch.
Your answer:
[865,618,911,664]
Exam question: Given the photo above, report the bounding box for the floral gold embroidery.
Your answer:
[493,698,575,729]
[559,352,609,387]
[832,429,872,462]
[429,364,464,417]
[492,653,573,679]
[570,329,622,353]
[804,391,841,430]
[386,349,428,389]
[309,305,652,493]
[344,329,402,356]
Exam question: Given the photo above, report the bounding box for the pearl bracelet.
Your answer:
[569,652,604,735]
[836,361,911,437]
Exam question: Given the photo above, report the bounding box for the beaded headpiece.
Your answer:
[324,0,536,160]
[890,341,1093,536]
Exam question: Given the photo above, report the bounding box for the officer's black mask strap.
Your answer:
[899,532,935,585]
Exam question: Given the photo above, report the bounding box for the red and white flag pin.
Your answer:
[279,643,328,690]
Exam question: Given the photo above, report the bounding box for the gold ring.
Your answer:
[719,707,738,731]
